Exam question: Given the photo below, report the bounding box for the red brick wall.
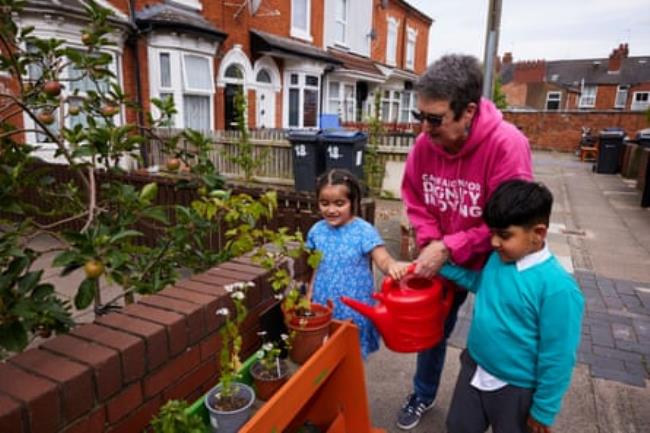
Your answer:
[0,257,306,433]
[503,111,648,152]
[595,84,617,110]
[513,61,546,83]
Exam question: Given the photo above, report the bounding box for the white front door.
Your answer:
[256,88,275,128]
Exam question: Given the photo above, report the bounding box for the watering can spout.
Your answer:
[340,296,390,332]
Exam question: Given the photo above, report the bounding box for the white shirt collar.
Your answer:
[516,243,551,272]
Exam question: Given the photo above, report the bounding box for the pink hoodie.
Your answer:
[401,98,533,269]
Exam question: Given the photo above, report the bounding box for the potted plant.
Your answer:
[249,332,291,401]
[151,400,206,433]
[204,282,256,433]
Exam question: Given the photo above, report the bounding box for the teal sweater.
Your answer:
[440,252,584,426]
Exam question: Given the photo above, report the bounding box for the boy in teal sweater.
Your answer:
[441,180,584,433]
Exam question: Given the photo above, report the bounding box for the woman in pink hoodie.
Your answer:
[396,54,533,430]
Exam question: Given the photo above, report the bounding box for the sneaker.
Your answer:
[396,393,435,430]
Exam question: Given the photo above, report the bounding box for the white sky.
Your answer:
[406,0,650,64]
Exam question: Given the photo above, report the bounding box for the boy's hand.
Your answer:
[387,261,410,280]
[527,416,551,433]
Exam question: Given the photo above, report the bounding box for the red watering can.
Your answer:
[341,264,454,353]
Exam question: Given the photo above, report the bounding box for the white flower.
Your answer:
[262,342,274,351]
[256,350,265,359]
[215,308,230,316]
[224,284,234,293]
[274,293,284,300]
[280,333,289,341]
[246,281,255,288]
[257,330,268,336]
[231,291,245,301]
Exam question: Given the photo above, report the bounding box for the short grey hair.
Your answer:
[415,54,483,120]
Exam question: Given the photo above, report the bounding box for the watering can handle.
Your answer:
[381,263,416,293]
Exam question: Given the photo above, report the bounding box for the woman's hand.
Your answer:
[414,240,449,278]
[527,416,551,433]
[387,261,410,280]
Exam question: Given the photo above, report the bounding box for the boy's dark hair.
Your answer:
[484,180,553,229]
[316,168,362,216]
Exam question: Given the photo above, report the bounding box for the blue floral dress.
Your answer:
[307,217,383,358]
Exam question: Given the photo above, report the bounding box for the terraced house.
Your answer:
[5,0,431,161]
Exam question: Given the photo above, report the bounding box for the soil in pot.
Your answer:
[204,383,255,433]
[285,300,333,328]
[250,359,290,401]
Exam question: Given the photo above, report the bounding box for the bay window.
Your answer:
[150,49,214,131]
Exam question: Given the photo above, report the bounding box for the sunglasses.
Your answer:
[411,109,445,127]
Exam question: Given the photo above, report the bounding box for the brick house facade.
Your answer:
[8,0,432,162]
[500,44,650,112]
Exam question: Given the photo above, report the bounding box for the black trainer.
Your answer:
[396,392,435,430]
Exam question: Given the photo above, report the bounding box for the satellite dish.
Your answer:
[250,0,262,15]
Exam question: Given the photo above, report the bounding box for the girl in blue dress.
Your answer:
[306,169,408,358]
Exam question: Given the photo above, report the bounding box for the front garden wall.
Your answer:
[0,256,310,433]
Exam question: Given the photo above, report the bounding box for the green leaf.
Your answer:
[74,279,97,309]
[0,321,28,353]
[53,250,81,268]
[17,270,43,294]
[109,230,142,243]
[141,207,169,225]
[139,182,158,203]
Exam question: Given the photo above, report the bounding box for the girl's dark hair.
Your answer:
[484,180,553,229]
[316,169,362,216]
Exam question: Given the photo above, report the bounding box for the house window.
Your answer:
[405,27,417,70]
[579,85,597,108]
[400,91,417,122]
[614,85,628,108]
[381,90,401,122]
[287,72,320,128]
[291,0,311,41]
[256,69,272,83]
[631,91,650,111]
[335,0,347,45]
[26,44,118,143]
[545,92,561,110]
[151,49,214,131]
[386,17,399,66]
[328,81,341,115]
[327,81,355,122]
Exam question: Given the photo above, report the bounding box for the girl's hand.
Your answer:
[388,261,410,280]
[527,416,551,433]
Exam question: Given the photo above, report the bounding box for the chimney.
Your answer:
[608,43,629,72]
[502,52,513,65]
[513,59,546,83]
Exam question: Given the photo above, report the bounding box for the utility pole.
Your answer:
[482,0,503,99]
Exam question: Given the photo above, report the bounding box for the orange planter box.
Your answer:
[189,320,384,432]
[239,320,385,433]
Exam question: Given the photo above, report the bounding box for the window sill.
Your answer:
[290,28,313,43]
[168,0,202,11]
[333,41,349,50]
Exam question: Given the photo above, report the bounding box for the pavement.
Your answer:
[366,150,650,433]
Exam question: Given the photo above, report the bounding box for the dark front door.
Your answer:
[225,84,242,130]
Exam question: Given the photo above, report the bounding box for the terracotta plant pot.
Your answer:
[250,359,290,401]
[287,320,331,364]
[204,382,255,433]
[284,299,333,328]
